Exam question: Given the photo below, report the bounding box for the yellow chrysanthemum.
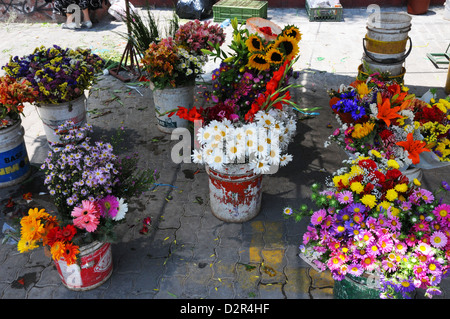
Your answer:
[247,53,270,71]
[370,150,382,158]
[351,122,375,139]
[394,183,408,193]
[413,178,421,186]
[282,26,302,42]
[274,35,299,61]
[350,181,364,194]
[386,189,398,202]
[361,194,377,208]
[390,207,400,217]
[377,201,391,213]
[246,35,264,52]
[387,159,400,169]
[333,174,349,187]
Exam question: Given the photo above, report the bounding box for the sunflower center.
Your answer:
[251,38,261,50]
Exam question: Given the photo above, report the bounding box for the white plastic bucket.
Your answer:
[367,12,412,31]
[150,83,194,134]
[0,120,31,188]
[362,54,405,76]
[35,94,87,144]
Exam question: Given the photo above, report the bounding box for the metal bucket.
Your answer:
[54,241,113,291]
[0,120,31,188]
[35,94,87,145]
[206,164,263,223]
[150,83,194,134]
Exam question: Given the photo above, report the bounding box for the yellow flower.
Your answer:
[247,53,270,71]
[390,207,400,217]
[377,201,391,213]
[413,178,421,186]
[20,217,45,242]
[27,207,49,220]
[246,35,264,52]
[350,181,364,194]
[351,122,375,139]
[370,150,381,158]
[273,35,299,61]
[394,183,408,193]
[361,194,377,208]
[356,82,370,97]
[265,47,284,65]
[282,25,302,42]
[387,159,400,169]
[386,189,398,201]
[17,238,39,253]
[333,174,349,187]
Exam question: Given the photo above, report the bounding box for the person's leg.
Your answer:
[81,8,92,28]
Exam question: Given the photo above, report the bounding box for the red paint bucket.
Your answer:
[54,241,113,291]
[206,164,263,223]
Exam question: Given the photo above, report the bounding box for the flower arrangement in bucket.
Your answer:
[284,151,450,298]
[2,45,103,104]
[17,120,158,289]
[326,75,450,172]
[0,75,38,129]
[170,18,318,222]
[173,18,317,174]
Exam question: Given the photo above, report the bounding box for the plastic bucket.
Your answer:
[0,120,31,188]
[367,12,412,31]
[150,83,194,134]
[35,94,87,145]
[206,164,263,223]
[334,273,381,299]
[362,54,405,76]
[357,64,406,84]
[54,241,113,291]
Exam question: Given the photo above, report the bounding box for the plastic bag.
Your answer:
[108,0,137,21]
[176,0,214,20]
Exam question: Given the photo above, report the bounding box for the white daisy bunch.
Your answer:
[176,47,207,77]
[193,110,296,174]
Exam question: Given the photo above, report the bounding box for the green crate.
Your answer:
[213,0,268,24]
[305,0,343,22]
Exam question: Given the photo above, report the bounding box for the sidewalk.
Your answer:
[0,5,450,300]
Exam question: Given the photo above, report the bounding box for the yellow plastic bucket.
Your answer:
[364,35,409,54]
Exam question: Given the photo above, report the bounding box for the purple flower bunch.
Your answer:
[2,45,103,104]
[174,19,225,55]
[41,121,120,218]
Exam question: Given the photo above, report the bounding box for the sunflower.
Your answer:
[266,47,284,65]
[246,35,264,52]
[282,25,302,42]
[247,53,270,71]
[274,35,299,61]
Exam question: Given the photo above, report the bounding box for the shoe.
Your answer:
[81,21,92,29]
[62,22,78,29]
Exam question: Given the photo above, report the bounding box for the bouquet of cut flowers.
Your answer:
[171,18,317,173]
[0,75,38,129]
[284,150,450,298]
[2,45,103,104]
[327,75,432,169]
[37,120,158,248]
[142,20,224,90]
[174,19,225,55]
[142,37,207,90]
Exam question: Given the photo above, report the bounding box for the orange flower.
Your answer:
[62,243,80,266]
[377,98,402,127]
[396,132,430,165]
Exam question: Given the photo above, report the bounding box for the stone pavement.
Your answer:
[0,5,450,303]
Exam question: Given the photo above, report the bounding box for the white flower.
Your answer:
[192,149,204,164]
[267,146,281,165]
[208,149,225,171]
[251,158,271,174]
[279,153,293,167]
[113,198,128,221]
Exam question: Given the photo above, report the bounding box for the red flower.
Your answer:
[60,224,77,242]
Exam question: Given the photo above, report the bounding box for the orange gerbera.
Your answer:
[50,241,66,261]
[62,243,80,265]
[396,132,430,164]
[377,98,402,127]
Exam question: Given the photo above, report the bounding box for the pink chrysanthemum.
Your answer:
[337,190,353,204]
[382,259,397,273]
[327,254,344,271]
[348,263,363,276]
[360,255,376,271]
[378,235,394,254]
[97,195,119,218]
[433,204,450,221]
[311,209,327,226]
[430,231,448,248]
[387,216,401,231]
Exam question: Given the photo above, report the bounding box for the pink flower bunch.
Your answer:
[174,19,225,55]
[71,195,126,233]
[286,154,450,299]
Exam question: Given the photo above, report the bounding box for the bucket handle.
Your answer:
[363,36,412,64]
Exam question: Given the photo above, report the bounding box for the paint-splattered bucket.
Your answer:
[0,120,31,188]
[54,241,112,291]
[35,94,87,145]
[206,164,263,223]
[150,82,194,134]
